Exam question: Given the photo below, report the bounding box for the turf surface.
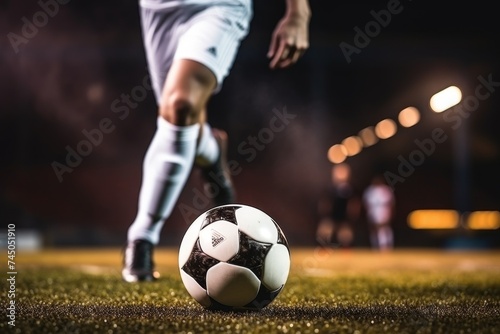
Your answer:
[2,248,499,333]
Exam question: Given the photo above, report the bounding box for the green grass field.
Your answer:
[2,248,499,333]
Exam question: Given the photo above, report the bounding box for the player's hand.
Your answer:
[267,10,310,69]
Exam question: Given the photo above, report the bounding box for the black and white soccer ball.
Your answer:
[178,204,290,310]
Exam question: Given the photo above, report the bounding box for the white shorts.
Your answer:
[139,1,253,104]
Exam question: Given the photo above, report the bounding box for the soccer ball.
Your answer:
[178,204,290,310]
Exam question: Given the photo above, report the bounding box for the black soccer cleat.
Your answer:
[200,128,236,206]
[122,239,159,282]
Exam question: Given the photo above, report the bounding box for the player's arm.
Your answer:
[268,0,311,69]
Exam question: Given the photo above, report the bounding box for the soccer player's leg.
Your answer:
[195,124,236,206]
[123,59,217,282]
[123,3,251,282]
[178,5,251,207]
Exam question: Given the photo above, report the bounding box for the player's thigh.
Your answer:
[160,59,216,124]
[139,6,183,105]
[173,4,251,93]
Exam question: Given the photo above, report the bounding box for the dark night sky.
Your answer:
[1,0,499,248]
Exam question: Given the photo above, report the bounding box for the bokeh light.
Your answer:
[408,210,460,229]
[374,119,397,139]
[398,106,420,128]
[328,144,347,164]
[467,211,500,230]
[430,86,462,113]
[341,136,363,156]
[358,126,378,147]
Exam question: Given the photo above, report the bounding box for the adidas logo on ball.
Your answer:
[211,230,225,247]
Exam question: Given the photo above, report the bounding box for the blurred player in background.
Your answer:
[122,0,311,282]
[316,163,361,249]
[362,175,395,251]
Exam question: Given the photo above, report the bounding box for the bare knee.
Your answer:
[159,93,199,126]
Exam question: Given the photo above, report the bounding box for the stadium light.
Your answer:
[341,136,363,156]
[407,210,460,229]
[358,126,378,147]
[398,107,420,128]
[374,119,397,139]
[328,144,347,164]
[430,86,462,113]
[466,211,500,230]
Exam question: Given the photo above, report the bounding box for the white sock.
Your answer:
[127,116,199,245]
[195,123,219,166]
[379,226,393,249]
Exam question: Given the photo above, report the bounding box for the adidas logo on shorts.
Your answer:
[206,46,217,57]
